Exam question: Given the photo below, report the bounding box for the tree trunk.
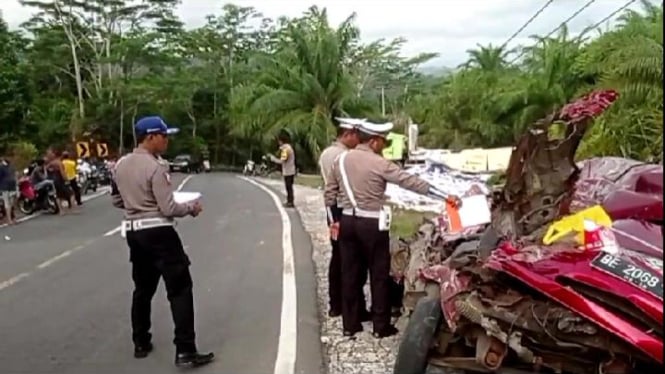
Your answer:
[131,104,138,148]
[119,98,124,154]
[188,111,197,138]
[213,92,220,165]
[54,1,86,124]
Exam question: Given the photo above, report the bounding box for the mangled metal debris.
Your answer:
[393,90,664,374]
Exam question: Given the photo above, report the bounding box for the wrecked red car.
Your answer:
[393,90,663,374]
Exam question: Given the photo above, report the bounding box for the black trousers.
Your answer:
[326,205,367,314]
[126,226,197,353]
[283,175,294,204]
[339,215,391,333]
[69,179,81,205]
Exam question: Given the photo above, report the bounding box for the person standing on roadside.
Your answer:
[45,148,74,214]
[267,131,296,207]
[62,151,82,206]
[318,118,370,320]
[112,116,214,368]
[324,121,461,338]
[0,157,18,225]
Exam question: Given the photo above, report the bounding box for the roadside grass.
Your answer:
[295,174,324,189]
[391,209,436,238]
[268,173,325,189]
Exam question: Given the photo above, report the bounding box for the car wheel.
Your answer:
[394,297,443,374]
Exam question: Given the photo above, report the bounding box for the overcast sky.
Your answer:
[0,0,651,67]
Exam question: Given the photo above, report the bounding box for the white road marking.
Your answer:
[238,176,297,374]
[0,272,30,291]
[103,175,194,237]
[37,250,72,269]
[0,187,111,229]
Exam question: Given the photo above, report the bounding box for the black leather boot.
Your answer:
[134,343,153,359]
[175,351,215,367]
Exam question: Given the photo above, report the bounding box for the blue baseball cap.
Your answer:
[134,116,180,136]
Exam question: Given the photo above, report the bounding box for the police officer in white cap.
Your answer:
[324,120,460,338]
[318,118,369,319]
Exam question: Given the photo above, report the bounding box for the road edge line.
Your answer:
[238,176,297,374]
[103,175,194,237]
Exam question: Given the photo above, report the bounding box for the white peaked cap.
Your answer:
[335,117,367,129]
[358,121,394,136]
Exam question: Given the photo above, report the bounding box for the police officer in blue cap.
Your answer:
[112,116,214,367]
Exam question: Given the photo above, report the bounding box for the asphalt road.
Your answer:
[0,173,323,374]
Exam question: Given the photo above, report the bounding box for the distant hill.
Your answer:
[417,65,454,77]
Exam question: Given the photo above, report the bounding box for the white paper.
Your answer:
[173,191,201,204]
[385,160,491,213]
[458,195,491,228]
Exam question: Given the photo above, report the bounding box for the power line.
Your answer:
[500,0,557,50]
[507,0,599,64]
[577,0,638,37]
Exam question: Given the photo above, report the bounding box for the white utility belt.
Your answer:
[342,205,393,231]
[337,152,392,231]
[121,217,175,237]
[342,208,381,219]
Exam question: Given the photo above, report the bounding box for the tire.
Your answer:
[47,195,60,215]
[18,198,36,215]
[394,297,443,374]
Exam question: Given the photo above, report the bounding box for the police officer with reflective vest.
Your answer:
[318,118,369,319]
[324,121,460,338]
[111,116,214,367]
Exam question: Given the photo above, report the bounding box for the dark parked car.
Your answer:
[169,154,202,173]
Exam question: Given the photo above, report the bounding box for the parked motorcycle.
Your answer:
[17,175,59,215]
[96,162,112,186]
[256,162,271,176]
[243,160,256,176]
[77,160,98,194]
[243,159,271,177]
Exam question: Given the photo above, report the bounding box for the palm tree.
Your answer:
[460,43,511,71]
[236,7,374,164]
[576,0,663,161]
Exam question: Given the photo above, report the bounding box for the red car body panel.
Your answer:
[424,156,663,364]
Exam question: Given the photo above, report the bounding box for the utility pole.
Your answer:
[381,86,386,117]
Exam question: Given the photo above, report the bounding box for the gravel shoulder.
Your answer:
[257,177,405,374]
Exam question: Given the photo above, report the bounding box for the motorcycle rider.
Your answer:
[30,159,54,191]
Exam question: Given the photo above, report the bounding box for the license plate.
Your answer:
[591,252,663,300]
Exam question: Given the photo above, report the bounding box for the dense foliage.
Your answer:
[0,0,661,170]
